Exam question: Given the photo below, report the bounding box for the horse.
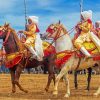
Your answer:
[0,24,56,93]
[44,23,100,97]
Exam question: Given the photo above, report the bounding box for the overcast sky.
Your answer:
[0,0,100,36]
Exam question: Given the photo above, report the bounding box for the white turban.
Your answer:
[81,10,92,20]
[95,21,100,28]
[28,16,39,24]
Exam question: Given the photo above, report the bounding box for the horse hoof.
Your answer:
[86,87,89,91]
[24,90,28,93]
[53,90,58,95]
[93,93,98,97]
[64,93,70,98]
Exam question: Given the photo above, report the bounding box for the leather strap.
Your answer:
[3,30,11,45]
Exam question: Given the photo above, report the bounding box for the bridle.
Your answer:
[0,27,11,46]
[46,24,75,47]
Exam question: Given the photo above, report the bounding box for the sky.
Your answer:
[0,0,100,37]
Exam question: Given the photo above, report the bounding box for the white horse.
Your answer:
[44,23,100,97]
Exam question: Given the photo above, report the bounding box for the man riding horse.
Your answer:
[74,10,100,58]
[95,21,100,38]
[19,16,43,61]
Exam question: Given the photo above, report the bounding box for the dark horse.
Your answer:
[74,68,92,91]
[0,24,55,93]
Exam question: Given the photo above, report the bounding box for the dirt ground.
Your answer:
[0,74,100,100]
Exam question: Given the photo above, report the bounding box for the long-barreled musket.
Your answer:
[80,0,83,21]
[24,0,27,30]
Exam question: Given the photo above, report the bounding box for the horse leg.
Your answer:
[53,66,69,96]
[86,67,92,91]
[45,72,55,92]
[9,68,16,93]
[45,64,55,92]
[74,70,78,89]
[63,73,70,98]
[14,65,28,93]
[94,86,100,96]
[45,55,55,92]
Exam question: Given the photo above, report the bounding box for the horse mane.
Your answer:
[9,28,25,52]
[60,24,68,35]
[56,23,70,37]
[57,23,74,47]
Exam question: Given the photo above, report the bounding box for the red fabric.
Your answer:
[5,54,23,68]
[35,24,40,33]
[87,19,92,24]
[46,27,54,34]
[44,45,56,57]
[93,55,100,61]
[0,31,3,36]
[55,54,73,69]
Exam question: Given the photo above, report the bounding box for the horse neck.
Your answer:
[4,32,19,54]
[55,31,73,53]
[4,29,25,54]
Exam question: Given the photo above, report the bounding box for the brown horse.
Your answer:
[0,24,56,93]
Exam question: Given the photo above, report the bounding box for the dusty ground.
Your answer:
[0,74,100,100]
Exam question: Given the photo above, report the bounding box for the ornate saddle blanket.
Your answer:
[76,41,100,60]
[42,41,56,56]
[5,52,23,68]
[55,42,100,69]
[55,50,74,69]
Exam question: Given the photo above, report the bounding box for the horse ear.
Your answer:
[4,22,10,27]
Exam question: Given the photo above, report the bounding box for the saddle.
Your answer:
[55,50,74,69]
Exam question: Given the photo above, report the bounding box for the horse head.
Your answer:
[0,24,24,54]
[0,25,7,38]
[0,23,11,39]
[45,23,68,40]
[45,23,73,52]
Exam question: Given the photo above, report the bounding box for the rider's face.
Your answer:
[28,19,32,24]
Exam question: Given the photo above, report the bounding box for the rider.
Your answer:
[95,21,100,38]
[19,16,40,60]
[74,10,100,57]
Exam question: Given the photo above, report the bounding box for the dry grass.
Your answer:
[0,74,100,100]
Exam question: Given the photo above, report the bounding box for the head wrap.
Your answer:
[28,16,39,24]
[81,10,92,20]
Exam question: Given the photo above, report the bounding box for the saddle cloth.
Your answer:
[5,52,23,68]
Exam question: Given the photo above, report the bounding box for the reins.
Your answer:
[45,26,75,49]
